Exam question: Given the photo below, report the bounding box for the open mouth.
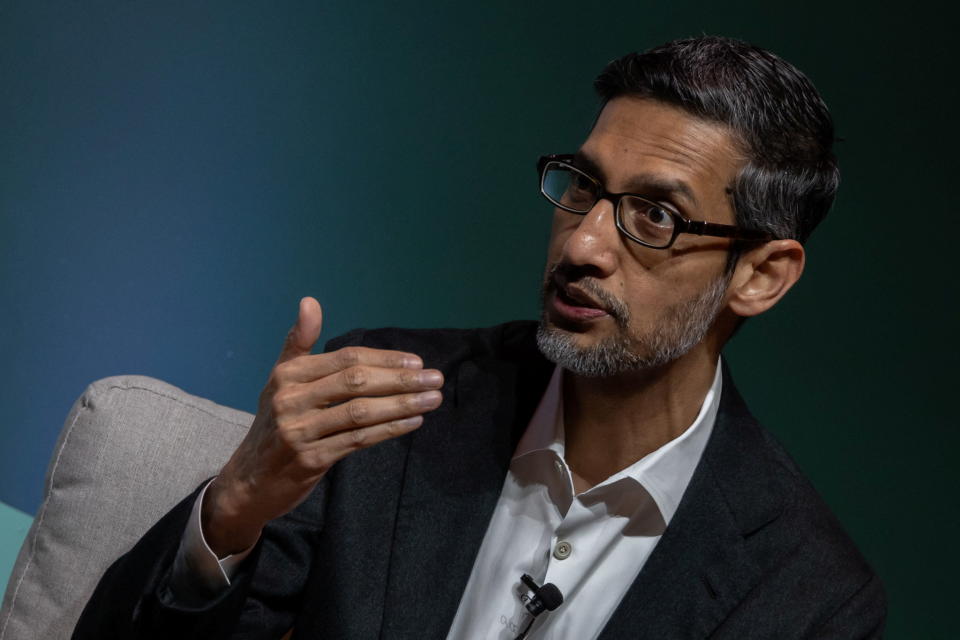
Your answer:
[550,279,610,320]
[557,284,604,311]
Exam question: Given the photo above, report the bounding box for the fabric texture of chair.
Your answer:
[0,376,252,640]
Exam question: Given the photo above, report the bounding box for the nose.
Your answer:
[557,198,621,277]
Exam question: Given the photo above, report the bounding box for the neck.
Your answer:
[562,341,720,492]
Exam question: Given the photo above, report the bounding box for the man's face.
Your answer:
[537,96,744,376]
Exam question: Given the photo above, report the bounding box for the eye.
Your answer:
[548,165,598,212]
[570,172,593,193]
[637,203,674,228]
[646,207,669,225]
[620,197,676,246]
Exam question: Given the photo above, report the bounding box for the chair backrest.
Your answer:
[0,376,252,640]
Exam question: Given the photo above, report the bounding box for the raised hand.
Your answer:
[201,297,443,556]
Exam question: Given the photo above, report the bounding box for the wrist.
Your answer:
[201,477,263,557]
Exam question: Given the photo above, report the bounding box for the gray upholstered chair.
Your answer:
[0,376,252,640]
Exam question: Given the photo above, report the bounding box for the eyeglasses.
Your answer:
[537,154,771,249]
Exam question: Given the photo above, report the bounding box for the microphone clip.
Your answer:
[514,573,564,639]
[519,573,564,617]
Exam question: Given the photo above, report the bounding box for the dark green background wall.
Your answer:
[1,1,955,636]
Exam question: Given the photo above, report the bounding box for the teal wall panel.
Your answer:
[0,502,33,596]
[1,1,955,636]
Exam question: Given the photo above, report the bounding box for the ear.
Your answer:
[727,239,805,318]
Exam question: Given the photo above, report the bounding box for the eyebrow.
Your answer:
[573,150,700,210]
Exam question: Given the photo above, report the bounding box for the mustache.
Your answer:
[542,263,631,327]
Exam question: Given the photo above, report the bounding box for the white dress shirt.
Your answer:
[445,363,721,639]
[174,361,722,639]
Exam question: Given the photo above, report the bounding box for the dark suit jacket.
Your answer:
[73,321,886,639]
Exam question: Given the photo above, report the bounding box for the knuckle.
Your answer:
[273,360,293,382]
[346,399,369,425]
[397,370,417,389]
[337,347,361,368]
[349,427,369,447]
[384,420,402,438]
[270,390,291,415]
[274,412,292,431]
[399,393,418,412]
[276,422,303,447]
[342,366,368,392]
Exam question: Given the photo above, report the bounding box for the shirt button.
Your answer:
[553,460,564,474]
[553,540,572,560]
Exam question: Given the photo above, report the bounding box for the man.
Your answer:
[74,36,886,638]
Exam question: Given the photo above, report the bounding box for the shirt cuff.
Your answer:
[167,478,257,603]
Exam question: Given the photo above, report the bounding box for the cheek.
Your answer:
[616,266,662,315]
[619,265,701,322]
[621,283,661,320]
[638,237,731,288]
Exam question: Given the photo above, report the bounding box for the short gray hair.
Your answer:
[594,36,839,244]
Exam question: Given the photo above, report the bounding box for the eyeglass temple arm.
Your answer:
[686,220,772,241]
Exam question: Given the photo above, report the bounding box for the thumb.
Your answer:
[278,297,323,363]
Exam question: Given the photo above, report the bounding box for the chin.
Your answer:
[536,319,648,377]
[536,309,713,377]
[536,267,730,376]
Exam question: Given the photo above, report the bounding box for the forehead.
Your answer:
[579,96,744,202]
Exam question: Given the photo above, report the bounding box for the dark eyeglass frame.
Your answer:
[537,154,772,249]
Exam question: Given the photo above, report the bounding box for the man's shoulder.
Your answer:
[751,428,877,577]
[708,369,884,626]
[323,320,541,367]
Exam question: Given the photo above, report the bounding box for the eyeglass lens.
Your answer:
[541,161,677,248]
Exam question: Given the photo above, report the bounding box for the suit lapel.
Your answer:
[380,334,553,639]
[373,330,789,639]
[598,364,789,639]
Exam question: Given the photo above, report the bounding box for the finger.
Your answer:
[273,366,443,412]
[325,366,444,404]
[275,346,424,383]
[302,390,443,440]
[277,297,323,364]
[310,415,425,467]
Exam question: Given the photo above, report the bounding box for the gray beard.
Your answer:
[536,273,730,377]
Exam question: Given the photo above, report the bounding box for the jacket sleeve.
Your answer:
[71,475,329,640]
[71,329,366,639]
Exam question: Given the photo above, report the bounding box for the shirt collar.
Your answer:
[513,365,565,460]
[512,360,723,526]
